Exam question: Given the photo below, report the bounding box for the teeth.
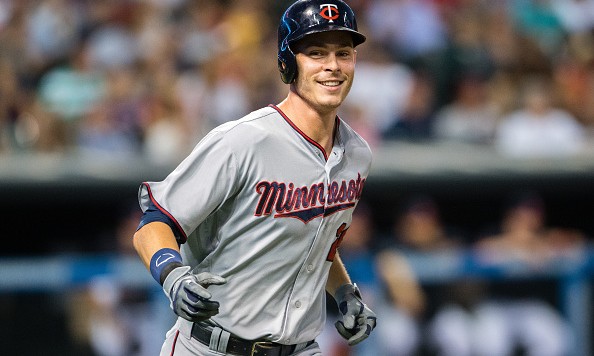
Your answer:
[321,81,340,87]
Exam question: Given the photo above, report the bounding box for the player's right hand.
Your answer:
[162,265,227,322]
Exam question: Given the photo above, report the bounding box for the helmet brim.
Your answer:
[289,26,366,48]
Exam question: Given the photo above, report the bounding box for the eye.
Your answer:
[308,49,324,57]
[338,49,353,58]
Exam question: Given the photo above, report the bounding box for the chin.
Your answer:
[317,100,342,112]
[319,94,346,108]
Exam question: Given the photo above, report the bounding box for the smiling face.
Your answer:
[290,31,356,115]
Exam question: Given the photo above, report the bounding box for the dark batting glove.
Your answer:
[162,266,227,322]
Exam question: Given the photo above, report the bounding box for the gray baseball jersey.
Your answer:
[138,105,372,344]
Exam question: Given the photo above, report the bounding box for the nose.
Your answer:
[324,53,341,72]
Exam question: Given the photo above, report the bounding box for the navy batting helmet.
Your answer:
[278,0,366,84]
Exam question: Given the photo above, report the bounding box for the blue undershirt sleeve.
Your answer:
[137,201,184,242]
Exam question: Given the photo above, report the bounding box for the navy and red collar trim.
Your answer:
[269,104,340,161]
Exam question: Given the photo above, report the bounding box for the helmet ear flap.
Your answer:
[278,50,297,84]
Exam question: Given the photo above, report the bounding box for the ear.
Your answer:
[353,49,358,65]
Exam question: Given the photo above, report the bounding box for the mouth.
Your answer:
[318,80,343,87]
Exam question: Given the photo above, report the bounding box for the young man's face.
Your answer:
[291,31,356,114]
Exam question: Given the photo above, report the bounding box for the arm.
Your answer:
[326,252,352,297]
[376,250,426,317]
[134,221,180,272]
[133,220,226,322]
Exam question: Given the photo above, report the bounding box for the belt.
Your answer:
[191,322,314,356]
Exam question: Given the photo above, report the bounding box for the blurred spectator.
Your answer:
[485,71,521,122]
[551,0,594,35]
[0,0,12,30]
[173,68,214,143]
[76,68,143,157]
[471,192,582,356]
[170,1,255,140]
[0,57,21,151]
[510,0,566,57]
[173,56,251,143]
[376,195,475,356]
[495,76,587,158]
[552,49,594,127]
[26,0,82,66]
[382,196,464,252]
[0,1,28,76]
[476,192,586,266]
[67,206,173,356]
[432,73,499,144]
[176,0,228,69]
[343,41,414,139]
[382,70,436,142]
[37,44,107,126]
[364,0,447,62]
[431,1,497,108]
[201,56,251,128]
[134,1,178,71]
[76,103,138,157]
[551,0,594,125]
[142,92,189,165]
[85,21,138,71]
[375,249,425,353]
[480,2,522,72]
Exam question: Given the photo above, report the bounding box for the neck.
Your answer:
[277,92,337,153]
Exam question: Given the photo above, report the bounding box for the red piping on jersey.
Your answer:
[269,104,339,161]
[142,182,189,243]
[169,330,180,355]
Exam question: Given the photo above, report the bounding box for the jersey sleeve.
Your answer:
[136,200,184,241]
[138,129,239,243]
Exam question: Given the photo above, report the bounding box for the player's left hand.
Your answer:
[334,283,377,346]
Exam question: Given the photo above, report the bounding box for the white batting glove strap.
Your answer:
[334,283,377,346]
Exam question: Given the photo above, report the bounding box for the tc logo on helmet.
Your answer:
[320,4,339,22]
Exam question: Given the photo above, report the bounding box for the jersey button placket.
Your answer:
[316,151,324,163]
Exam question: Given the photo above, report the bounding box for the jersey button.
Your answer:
[295,301,302,308]
[306,264,314,272]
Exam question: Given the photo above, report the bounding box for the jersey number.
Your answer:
[326,223,349,262]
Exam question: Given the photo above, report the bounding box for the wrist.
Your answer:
[335,283,362,301]
[150,248,184,285]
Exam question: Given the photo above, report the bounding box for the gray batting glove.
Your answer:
[162,266,227,322]
[334,283,377,346]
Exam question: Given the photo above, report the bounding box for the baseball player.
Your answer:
[133,0,376,355]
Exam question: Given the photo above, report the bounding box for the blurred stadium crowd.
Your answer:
[322,193,588,356]
[2,0,594,355]
[2,0,594,161]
